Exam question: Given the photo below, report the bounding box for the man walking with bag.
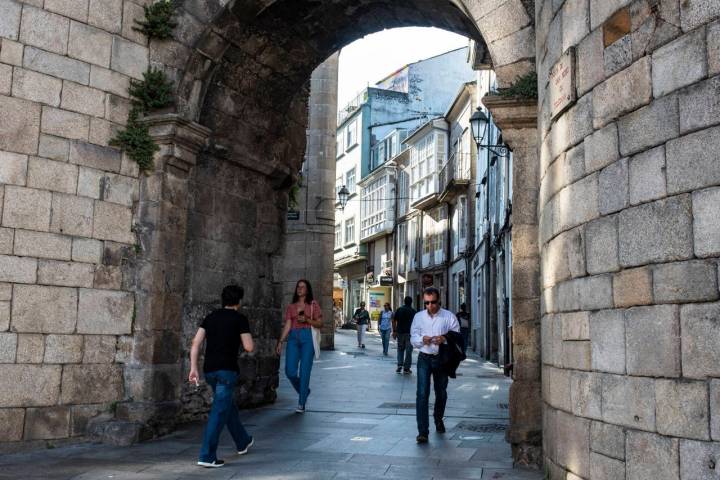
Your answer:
[392,296,416,374]
[189,285,255,468]
[410,287,460,443]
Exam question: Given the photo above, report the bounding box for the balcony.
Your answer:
[438,152,472,201]
[338,89,368,126]
[410,176,440,210]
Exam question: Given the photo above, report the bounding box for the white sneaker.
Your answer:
[238,437,254,455]
[295,405,305,413]
[197,460,225,468]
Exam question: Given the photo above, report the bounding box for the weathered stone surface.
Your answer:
[83,334,116,363]
[652,28,707,97]
[666,125,720,194]
[655,379,709,440]
[543,365,571,411]
[679,75,720,136]
[43,334,84,364]
[89,117,119,146]
[0,408,24,441]
[0,38,23,66]
[628,145,666,205]
[557,274,613,312]
[23,46,91,85]
[560,311,590,340]
[618,94,679,156]
[653,260,719,304]
[88,0,121,32]
[77,166,103,199]
[11,67,62,106]
[562,340,591,370]
[70,403,104,436]
[101,172,138,207]
[16,333,44,363]
[680,439,720,480]
[590,452,625,480]
[554,173,599,234]
[577,28,605,95]
[38,259,94,288]
[584,122,619,174]
[23,406,70,440]
[14,229,71,260]
[0,364,61,407]
[0,227,11,255]
[72,237,103,263]
[27,156,78,194]
[563,0,591,51]
[709,20,720,76]
[681,302,720,379]
[105,93,130,124]
[0,94,41,155]
[0,0,22,40]
[712,379,720,441]
[627,431,679,480]
[590,420,625,460]
[604,34,632,77]
[76,288,134,335]
[551,93,593,158]
[602,374,656,430]
[2,185,51,231]
[19,6,70,55]
[0,331,17,362]
[50,192,94,237]
[555,410,590,477]
[542,227,585,287]
[0,62,10,94]
[593,57,652,128]
[693,186,720,257]
[69,140,122,172]
[111,36,148,80]
[93,264,121,290]
[626,304,680,377]
[12,284,77,334]
[41,107,90,141]
[0,299,9,331]
[590,0,633,29]
[93,200,133,244]
[680,0,720,31]
[61,81,106,117]
[60,364,123,404]
[121,0,147,45]
[38,134,70,161]
[0,151,28,185]
[89,65,129,98]
[68,20,112,68]
[585,215,619,274]
[45,0,89,22]
[618,194,693,267]
[570,370,602,419]
[598,158,628,215]
[0,254,36,284]
[612,267,652,308]
[590,309,625,374]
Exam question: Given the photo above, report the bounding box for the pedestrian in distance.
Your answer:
[276,279,323,413]
[411,287,460,444]
[352,301,370,348]
[392,296,416,374]
[456,303,471,354]
[189,285,255,468]
[379,303,393,356]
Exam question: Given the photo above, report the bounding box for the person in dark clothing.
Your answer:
[352,302,370,348]
[189,285,255,468]
[456,303,471,354]
[392,296,416,374]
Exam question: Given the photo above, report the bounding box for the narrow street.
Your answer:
[0,330,541,480]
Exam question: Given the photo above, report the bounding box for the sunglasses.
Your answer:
[424,300,439,305]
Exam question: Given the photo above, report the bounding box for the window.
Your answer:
[459,196,467,247]
[336,130,344,156]
[344,217,355,244]
[360,175,389,239]
[346,168,356,194]
[346,119,358,148]
[409,131,444,203]
[335,223,342,248]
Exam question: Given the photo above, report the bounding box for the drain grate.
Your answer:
[378,402,416,409]
[497,402,509,409]
[455,421,507,433]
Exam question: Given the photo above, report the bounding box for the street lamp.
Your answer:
[469,108,510,157]
[337,185,350,210]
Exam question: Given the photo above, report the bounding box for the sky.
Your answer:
[336,27,470,111]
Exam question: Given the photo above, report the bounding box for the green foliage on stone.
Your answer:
[288,174,302,211]
[498,71,538,99]
[128,68,174,112]
[133,0,177,40]
[110,108,160,172]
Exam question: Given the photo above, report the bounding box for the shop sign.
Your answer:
[379,276,393,286]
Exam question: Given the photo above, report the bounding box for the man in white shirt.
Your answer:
[410,286,460,443]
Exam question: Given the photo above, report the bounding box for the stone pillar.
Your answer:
[483,96,542,467]
[103,114,210,444]
[282,53,339,350]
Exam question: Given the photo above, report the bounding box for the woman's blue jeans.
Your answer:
[285,328,315,407]
[380,328,391,355]
[199,370,252,462]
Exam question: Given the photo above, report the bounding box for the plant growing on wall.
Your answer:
[110,109,160,172]
[134,0,177,40]
[128,67,174,111]
[498,71,538,99]
[288,174,303,211]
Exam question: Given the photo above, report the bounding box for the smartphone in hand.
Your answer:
[298,310,306,323]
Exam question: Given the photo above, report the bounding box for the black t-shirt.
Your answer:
[200,308,250,373]
[393,305,416,334]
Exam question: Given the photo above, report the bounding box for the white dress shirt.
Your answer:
[410,308,460,355]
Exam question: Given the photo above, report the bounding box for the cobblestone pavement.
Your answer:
[0,330,542,480]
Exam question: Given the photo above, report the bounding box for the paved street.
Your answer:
[0,329,541,480]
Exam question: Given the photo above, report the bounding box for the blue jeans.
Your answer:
[380,328,391,355]
[396,333,413,370]
[416,353,449,436]
[285,328,314,407]
[199,370,252,462]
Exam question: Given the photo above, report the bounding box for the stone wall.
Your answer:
[536,0,720,478]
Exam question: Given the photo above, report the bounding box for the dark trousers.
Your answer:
[396,333,413,370]
[460,327,470,354]
[416,352,449,436]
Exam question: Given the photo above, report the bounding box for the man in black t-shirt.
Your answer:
[189,285,254,468]
[392,296,417,374]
